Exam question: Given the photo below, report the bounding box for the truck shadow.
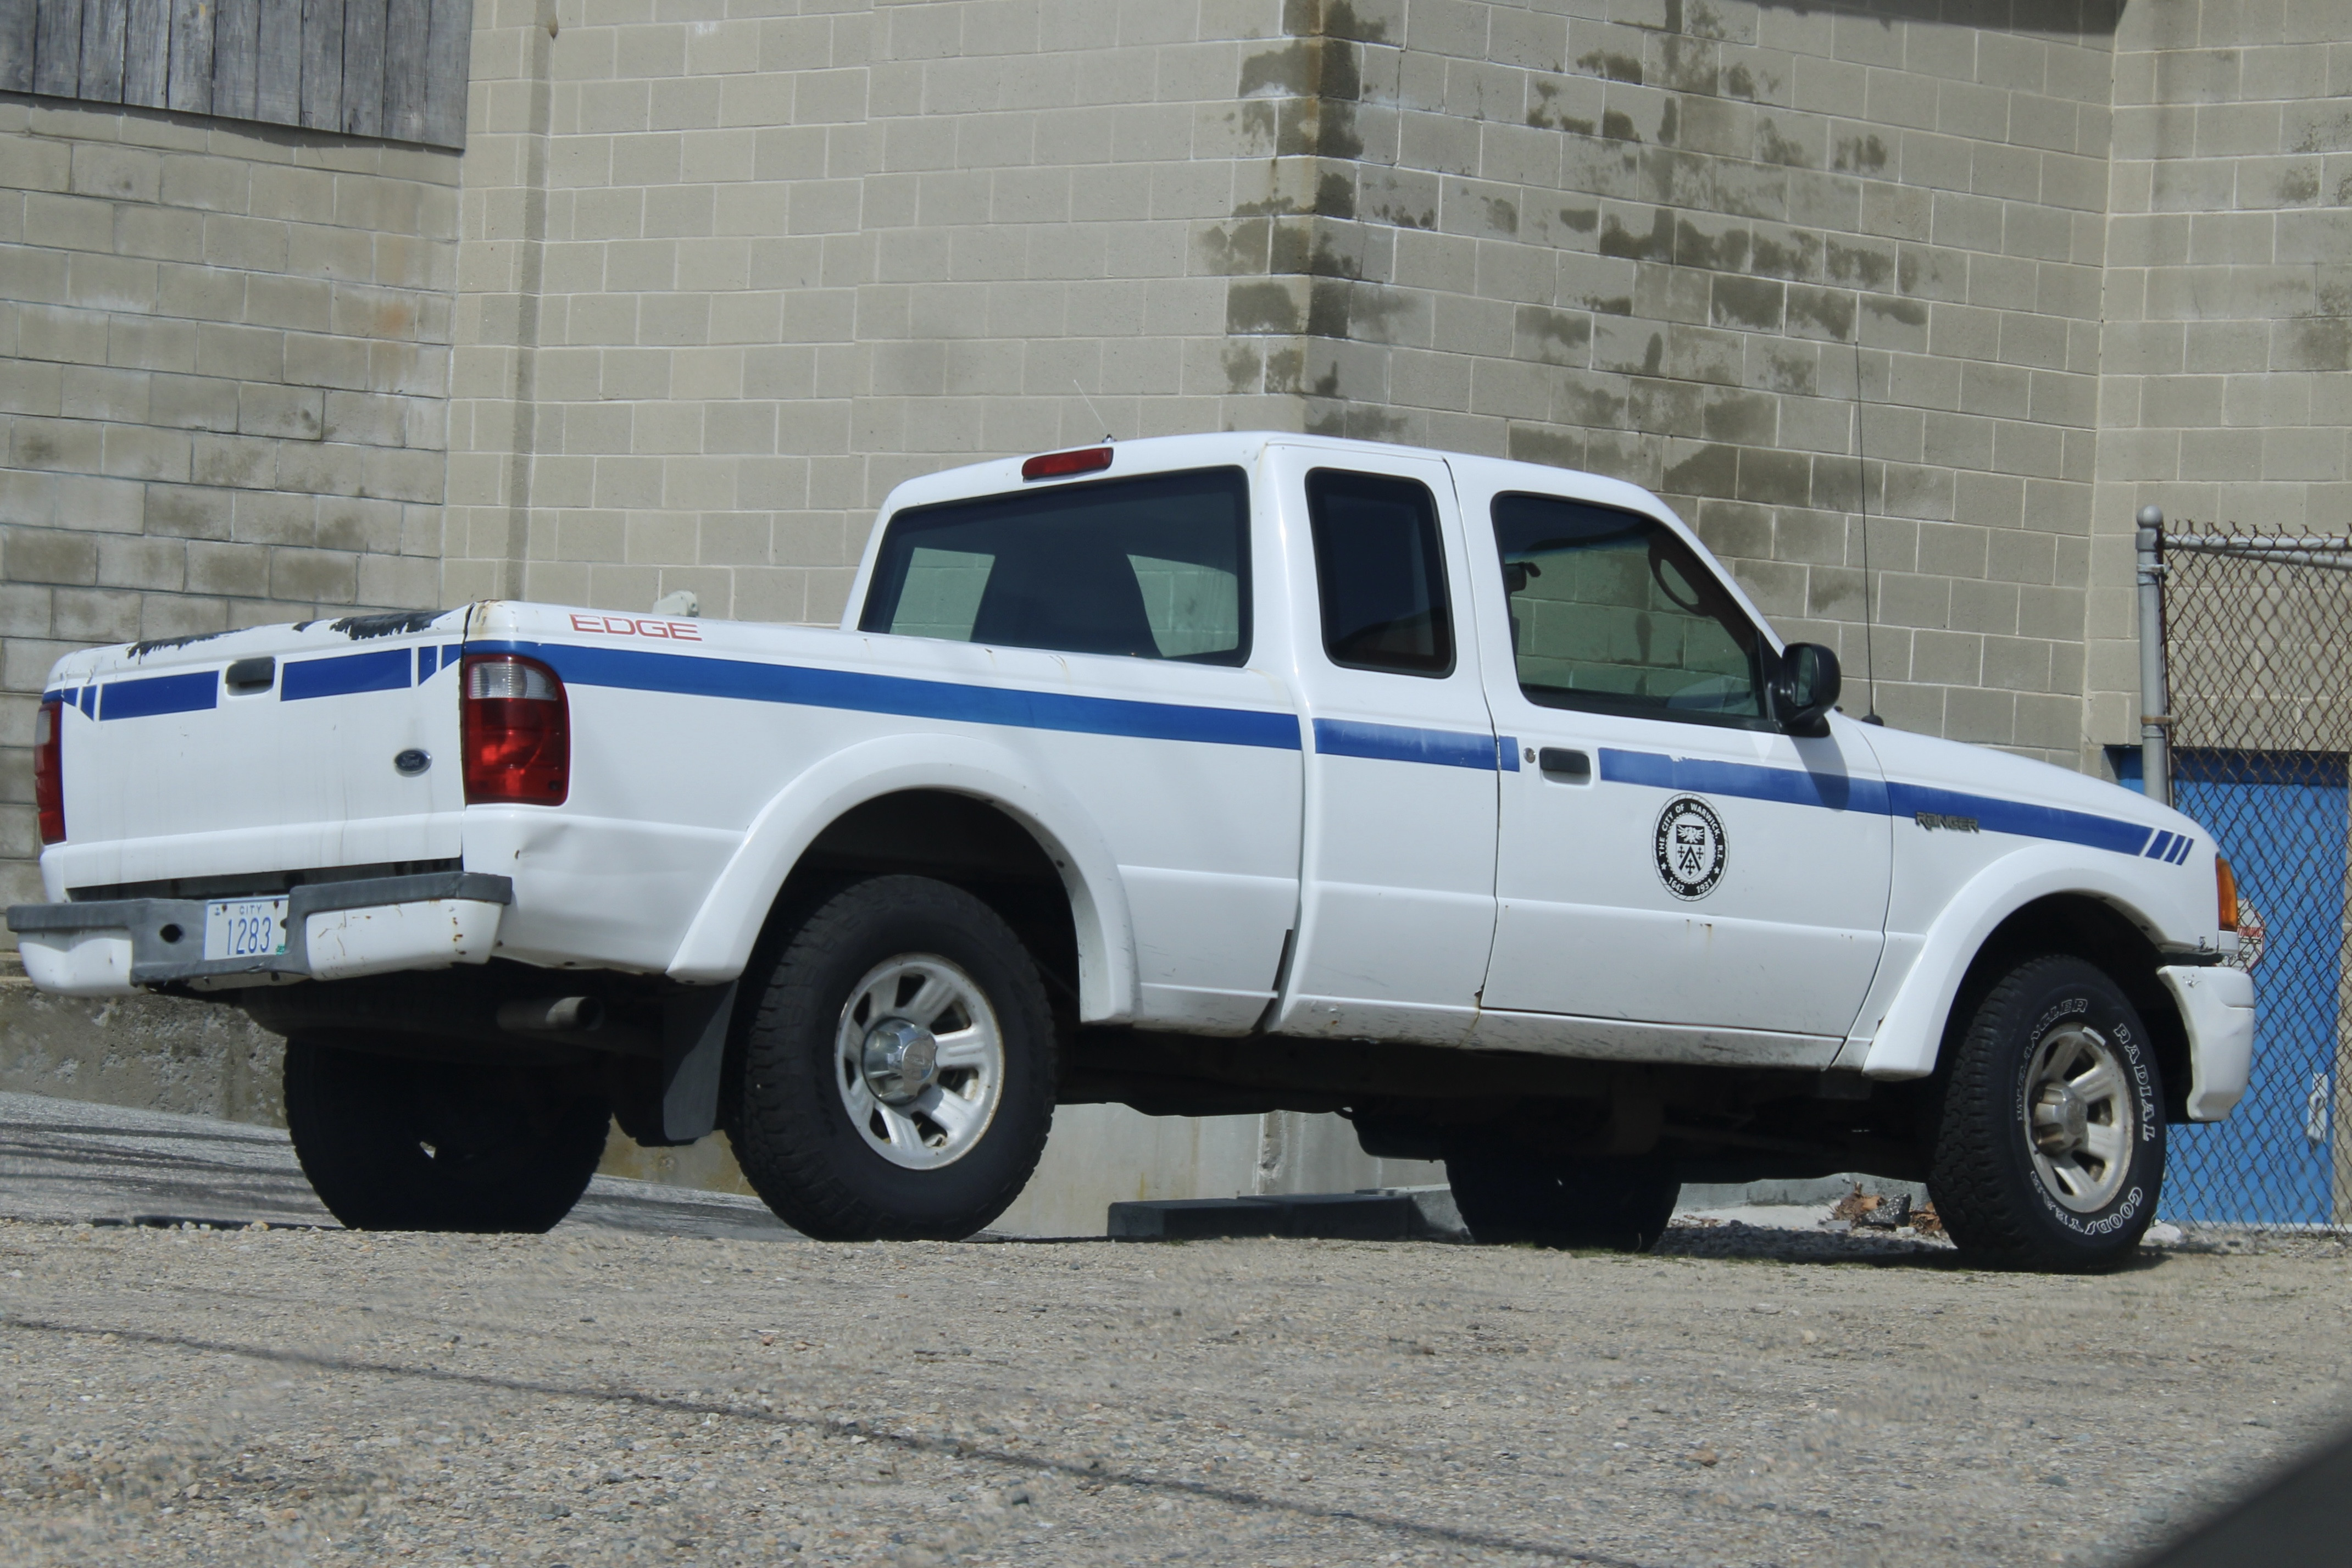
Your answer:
[1649,1219,2176,1273]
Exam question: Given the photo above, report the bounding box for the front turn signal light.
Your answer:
[2217,855,2238,933]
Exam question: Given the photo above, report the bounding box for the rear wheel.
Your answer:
[282,1039,611,1232]
[1445,1146,1680,1252]
[730,875,1057,1241]
[1928,954,2165,1272]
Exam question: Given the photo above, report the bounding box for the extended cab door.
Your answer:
[1271,445,1501,1047]
[1455,471,1891,1056]
[852,453,1301,1035]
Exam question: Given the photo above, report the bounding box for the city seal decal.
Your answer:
[1654,795,1727,901]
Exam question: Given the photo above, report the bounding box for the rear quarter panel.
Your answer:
[468,602,1304,1016]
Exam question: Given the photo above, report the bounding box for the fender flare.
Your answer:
[663,735,1139,1024]
[1859,848,2172,1080]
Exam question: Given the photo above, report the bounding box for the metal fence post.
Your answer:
[2137,504,2171,808]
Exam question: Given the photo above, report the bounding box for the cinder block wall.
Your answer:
[444,0,1314,623]
[1245,0,2120,768]
[0,97,460,905]
[2084,1,2352,750]
[440,0,2154,772]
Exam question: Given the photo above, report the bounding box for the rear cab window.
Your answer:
[1304,469,1454,678]
[858,467,1252,665]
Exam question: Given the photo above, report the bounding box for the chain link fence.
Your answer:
[2156,519,2352,1226]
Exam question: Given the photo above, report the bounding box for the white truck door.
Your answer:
[1271,447,1501,1047]
[1459,479,1891,1050]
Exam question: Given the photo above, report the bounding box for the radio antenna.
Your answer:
[1850,337,1883,724]
[1074,380,1113,444]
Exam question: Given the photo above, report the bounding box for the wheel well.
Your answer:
[1948,893,2192,1121]
[763,789,1081,1014]
[714,791,1086,1139]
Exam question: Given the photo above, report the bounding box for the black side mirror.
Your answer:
[1772,643,1841,736]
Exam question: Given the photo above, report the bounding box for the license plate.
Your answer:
[204,897,289,961]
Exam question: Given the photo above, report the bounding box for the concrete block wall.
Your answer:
[0,96,461,904]
[439,0,2250,772]
[444,0,1315,626]
[1250,0,2122,767]
[2084,1,2352,758]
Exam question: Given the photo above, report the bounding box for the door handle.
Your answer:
[1538,747,1592,782]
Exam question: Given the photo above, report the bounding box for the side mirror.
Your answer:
[1772,643,1841,736]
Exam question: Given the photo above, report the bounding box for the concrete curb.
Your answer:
[1108,1186,1467,1242]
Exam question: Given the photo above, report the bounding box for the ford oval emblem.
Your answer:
[394,748,431,777]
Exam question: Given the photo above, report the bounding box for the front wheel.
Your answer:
[1928,954,2166,1272]
[282,1039,611,1232]
[729,875,1057,1241]
[1445,1146,1680,1252]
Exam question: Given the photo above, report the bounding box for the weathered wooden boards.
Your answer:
[0,0,469,147]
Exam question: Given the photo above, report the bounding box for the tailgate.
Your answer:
[44,610,470,896]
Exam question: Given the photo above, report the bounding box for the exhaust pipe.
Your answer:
[497,996,606,1035]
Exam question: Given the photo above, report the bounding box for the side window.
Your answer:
[858,468,1251,664]
[1491,492,1769,727]
[1305,469,1454,677]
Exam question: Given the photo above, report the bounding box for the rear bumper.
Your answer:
[7,871,513,997]
[2159,963,2256,1122]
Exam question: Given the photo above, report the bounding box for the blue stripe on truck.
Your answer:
[281,648,412,702]
[1882,780,2159,858]
[1598,746,1891,814]
[475,640,1305,752]
[1594,747,2163,858]
[454,636,2172,861]
[99,670,217,720]
[1312,719,1511,772]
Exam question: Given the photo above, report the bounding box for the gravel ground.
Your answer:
[0,1092,794,1242]
[3,1214,2350,1568]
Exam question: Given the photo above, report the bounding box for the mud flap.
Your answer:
[655,981,739,1144]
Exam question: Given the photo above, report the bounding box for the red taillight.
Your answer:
[33,698,64,845]
[1021,446,1113,481]
[461,655,569,805]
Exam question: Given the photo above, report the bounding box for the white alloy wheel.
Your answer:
[833,954,1004,1170]
[2023,1021,2138,1213]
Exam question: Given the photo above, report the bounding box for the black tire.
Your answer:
[1445,1146,1680,1252]
[730,875,1057,1242]
[282,1038,611,1233]
[1928,954,2166,1273]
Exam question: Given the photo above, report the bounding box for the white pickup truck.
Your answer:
[13,432,2253,1270]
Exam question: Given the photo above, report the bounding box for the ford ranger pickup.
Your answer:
[10,433,2255,1270]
